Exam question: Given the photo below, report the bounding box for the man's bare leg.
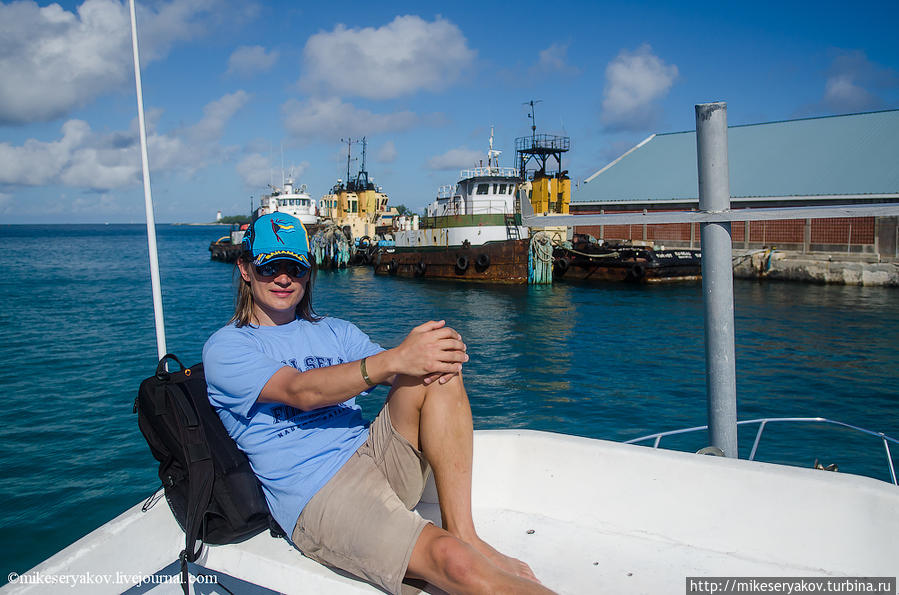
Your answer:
[406,524,553,595]
[387,373,540,583]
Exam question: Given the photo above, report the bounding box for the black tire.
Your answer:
[414,261,427,276]
[555,256,570,274]
[456,255,469,271]
[630,263,646,279]
[388,259,398,275]
[475,253,490,270]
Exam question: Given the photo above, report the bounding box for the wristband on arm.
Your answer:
[360,357,376,386]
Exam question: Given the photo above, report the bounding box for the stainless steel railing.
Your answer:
[625,416,899,485]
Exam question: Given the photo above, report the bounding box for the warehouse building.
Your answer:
[572,109,899,257]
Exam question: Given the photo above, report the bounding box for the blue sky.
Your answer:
[1,0,897,223]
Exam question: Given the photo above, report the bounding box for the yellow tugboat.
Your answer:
[314,137,398,268]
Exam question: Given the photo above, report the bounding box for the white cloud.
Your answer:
[601,44,678,132]
[0,120,95,186]
[0,0,228,125]
[821,50,898,113]
[300,15,476,99]
[823,75,877,112]
[0,92,247,190]
[188,91,251,143]
[236,153,274,188]
[227,45,279,77]
[282,97,419,141]
[531,43,580,76]
[375,141,397,163]
[235,154,310,190]
[426,147,482,171]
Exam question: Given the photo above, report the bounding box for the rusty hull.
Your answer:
[372,239,530,283]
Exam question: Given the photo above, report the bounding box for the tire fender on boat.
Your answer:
[631,263,646,279]
[456,255,469,271]
[475,253,490,270]
[388,259,398,275]
[414,261,427,276]
[555,256,570,274]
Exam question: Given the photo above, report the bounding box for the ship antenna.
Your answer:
[524,99,542,143]
[129,0,166,359]
[361,136,367,175]
[341,137,352,188]
[487,125,502,171]
[489,126,494,168]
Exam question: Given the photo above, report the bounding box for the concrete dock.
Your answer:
[732,249,899,286]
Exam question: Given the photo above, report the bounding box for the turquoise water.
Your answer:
[1,224,897,578]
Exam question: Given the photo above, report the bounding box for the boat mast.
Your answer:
[341,137,356,188]
[129,0,166,360]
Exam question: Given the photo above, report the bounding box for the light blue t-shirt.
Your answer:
[202,316,383,534]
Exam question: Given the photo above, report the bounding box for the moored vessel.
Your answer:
[553,234,702,283]
[208,223,248,263]
[254,177,319,226]
[315,137,398,268]
[373,128,535,282]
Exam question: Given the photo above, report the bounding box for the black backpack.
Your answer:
[134,354,284,590]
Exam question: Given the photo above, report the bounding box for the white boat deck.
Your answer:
[6,431,898,594]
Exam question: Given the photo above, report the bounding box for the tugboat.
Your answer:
[316,137,398,269]
[516,100,702,284]
[208,223,248,263]
[372,127,533,283]
[254,176,319,226]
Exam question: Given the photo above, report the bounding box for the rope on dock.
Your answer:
[528,232,553,285]
[560,247,621,260]
[311,226,351,268]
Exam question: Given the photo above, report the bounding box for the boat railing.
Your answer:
[437,185,456,199]
[625,417,898,485]
[460,166,519,179]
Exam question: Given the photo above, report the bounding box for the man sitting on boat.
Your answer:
[202,213,553,595]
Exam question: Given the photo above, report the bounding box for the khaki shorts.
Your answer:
[292,405,431,594]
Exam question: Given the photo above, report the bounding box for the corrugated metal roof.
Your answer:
[576,109,899,203]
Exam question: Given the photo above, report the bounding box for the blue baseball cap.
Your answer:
[243,214,311,268]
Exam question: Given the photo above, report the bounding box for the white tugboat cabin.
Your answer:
[254,178,319,226]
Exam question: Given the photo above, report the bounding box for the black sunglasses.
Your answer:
[255,261,309,278]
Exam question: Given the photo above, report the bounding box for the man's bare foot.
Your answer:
[471,537,540,583]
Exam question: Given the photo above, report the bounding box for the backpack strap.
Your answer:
[169,382,214,595]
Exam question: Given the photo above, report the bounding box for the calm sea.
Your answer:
[1,224,897,578]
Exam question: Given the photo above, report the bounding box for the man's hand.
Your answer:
[391,320,468,384]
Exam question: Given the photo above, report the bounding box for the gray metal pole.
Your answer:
[695,102,738,458]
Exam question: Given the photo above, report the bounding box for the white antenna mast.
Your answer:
[129,0,166,360]
[487,125,502,170]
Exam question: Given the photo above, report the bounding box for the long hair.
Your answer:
[231,251,321,327]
